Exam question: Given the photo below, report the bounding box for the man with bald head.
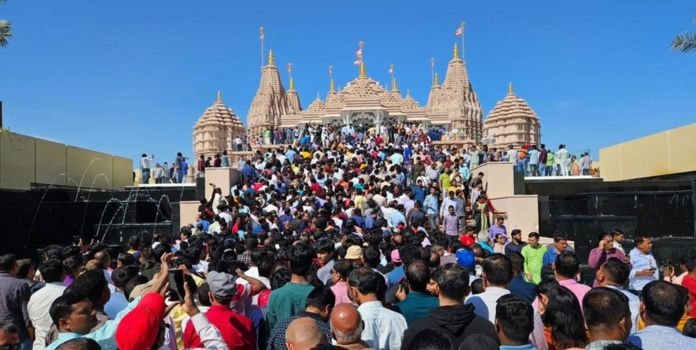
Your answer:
[330,303,372,350]
[285,317,327,350]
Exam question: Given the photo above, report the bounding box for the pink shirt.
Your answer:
[330,281,352,306]
[558,278,592,308]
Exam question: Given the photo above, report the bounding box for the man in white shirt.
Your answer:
[348,268,407,350]
[28,259,66,350]
[465,253,512,323]
[628,236,658,294]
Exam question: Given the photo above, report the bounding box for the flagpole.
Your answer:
[460,22,466,60]
[389,64,395,91]
[430,57,435,85]
[260,26,265,68]
[287,63,293,90]
[328,65,334,92]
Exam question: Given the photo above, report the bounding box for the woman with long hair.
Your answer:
[536,280,588,349]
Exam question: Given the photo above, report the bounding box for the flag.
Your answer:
[287,63,292,73]
[353,59,361,66]
[455,26,464,37]
[355,48,363,57]
[388,66,394,74]
[259,26,265,40]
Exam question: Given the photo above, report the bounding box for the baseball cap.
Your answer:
[456,248,476,270]
[345,245,363,260]
[459,235,476,248]
[206,271,237,299]
[115,293,166,350]
[390,249,401,263]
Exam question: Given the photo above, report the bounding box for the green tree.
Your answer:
[672,15,696,53]
[0,0,10,47]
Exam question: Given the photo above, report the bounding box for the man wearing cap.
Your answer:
[344,246,363,266]
[116,276,228,350]
[183,270,255,349]
[47,254,173,350]
[387,249,405,287]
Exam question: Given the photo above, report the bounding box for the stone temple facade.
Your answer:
[192,92,245,159]
[482,83,541,149]
[194,34,542,153]
[246,43,488,143]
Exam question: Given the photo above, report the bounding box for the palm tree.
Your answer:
[0,0,10,47]
[0,20,11,47]
[672,15,696,53]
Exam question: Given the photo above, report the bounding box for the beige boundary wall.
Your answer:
[599,122,696,181]
[473,162,540,235]
[0,130,132,191]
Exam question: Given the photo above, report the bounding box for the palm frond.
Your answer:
[0,20,11,47]
[672,32,696,53]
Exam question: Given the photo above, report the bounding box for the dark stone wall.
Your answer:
[0,185,196,257]
[527,178,696,267]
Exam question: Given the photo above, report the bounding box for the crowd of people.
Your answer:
[0,123,676,350]
[140,153,192,185]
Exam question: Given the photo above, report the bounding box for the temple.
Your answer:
[245,39,488,143]
[193,26,542,156]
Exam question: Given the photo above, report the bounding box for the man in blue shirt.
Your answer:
[627,281,696,348]
[628,236,659,293]
[242,160,256,185]
[350,209,365,229]
[390,205,407,228]
[423,187,439,231]
[542,231,569,267]
[507,252,536,302]
[279,208,294,229]
[411,180,426,205]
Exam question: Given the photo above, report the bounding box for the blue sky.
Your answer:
[1,0,695,167]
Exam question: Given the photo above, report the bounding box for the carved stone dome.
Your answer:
[483,84,541,148]
[193,92,245,159]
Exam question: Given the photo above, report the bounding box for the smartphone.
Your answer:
[168,269,185,301]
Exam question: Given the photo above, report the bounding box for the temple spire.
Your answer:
[268,49,275,66]
[508,81,513,94]
[392,77,399,92]
[453,42,459,60]
[217,90,222,103]
[359,60,366,79]
[289,78,295,91]
[433,72,440,86]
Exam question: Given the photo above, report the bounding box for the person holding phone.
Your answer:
[628,236,659,295]
[588,232,625,287]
